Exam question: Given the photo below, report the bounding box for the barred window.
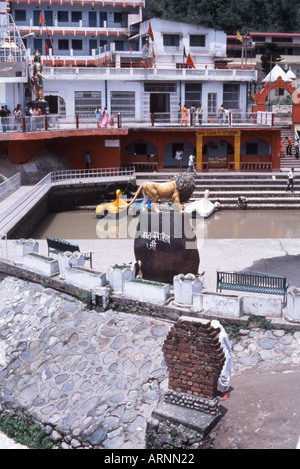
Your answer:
[223,84,240,109]
[74,91,101,117]
[110,91,135,118]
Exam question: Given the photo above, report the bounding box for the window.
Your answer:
[208,93,217,114]
[246,142,258,154]
[114,12,122,23]
[89,11,97,27]
[110,91,135,118]
[15,10,26,21]
[185,83,202,109]
[71,11,82,23]
[163,34,180,47]
[45,11,53,26]
[75,91,101,117]
[115,41,124,51]
[72,40,82,50]
[58,11,68,22]
[134,142,147,154]
[58,39,69,51]
[33,39,42,54]
[223,84,240,109]
[190,35,206,47]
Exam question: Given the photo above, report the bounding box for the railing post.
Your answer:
[117,112,121,128]
[151,113,154,127]
[22,117,26,132]
[76,114,79,129]
[45,116,48,131]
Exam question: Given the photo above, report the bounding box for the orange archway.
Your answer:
[252,76,300,124]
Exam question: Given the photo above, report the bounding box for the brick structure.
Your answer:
[162,316,225,402]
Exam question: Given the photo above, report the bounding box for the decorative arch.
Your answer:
[253,76,300,124]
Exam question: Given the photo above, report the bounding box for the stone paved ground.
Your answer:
[0,276,300,449]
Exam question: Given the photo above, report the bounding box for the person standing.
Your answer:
[218,104,226,124]
[190,103,196,126]
[286,168,295,193]
[286,136,293,156]
[0,106,8,132]
[95,106,102,128]
[85,151,92,170]
[175,149,183,170]
[196,104,204,125]
[180,104,187,126]
[13,104,22,131]
[187,154,197,173]
[101,107,108,128]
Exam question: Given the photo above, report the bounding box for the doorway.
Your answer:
[150,93,170,122]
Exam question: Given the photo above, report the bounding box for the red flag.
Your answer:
[129,45,132,54]
[142,61,148,68]
[186,52,196,69]
[39,12,45,27]
[45,40,49,57]
[147,22,154,41]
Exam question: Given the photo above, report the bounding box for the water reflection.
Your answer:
[31,209,300,240]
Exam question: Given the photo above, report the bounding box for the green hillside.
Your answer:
[144,0,300,34]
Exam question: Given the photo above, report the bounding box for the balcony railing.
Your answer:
[0,111,274,135]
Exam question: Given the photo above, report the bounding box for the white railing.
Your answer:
[0,169,136,234]
[0,173,21,203]
[51,167,135,183]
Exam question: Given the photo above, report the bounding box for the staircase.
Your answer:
[135,172,300,209]
[280,126,300,170]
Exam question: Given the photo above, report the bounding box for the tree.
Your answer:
[260,42,283,76]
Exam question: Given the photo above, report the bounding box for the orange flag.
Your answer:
[186,53,196,69]
[39,12,45,27]
[147,22,154,41]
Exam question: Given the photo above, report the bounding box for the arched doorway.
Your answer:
[163,140,195,168]
[253,76,300,124]
[203,139,234,168]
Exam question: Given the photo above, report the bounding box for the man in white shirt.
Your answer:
[286,168,295,193]
[187,154,197,173]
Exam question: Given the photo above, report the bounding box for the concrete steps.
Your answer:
[135,172,300,209]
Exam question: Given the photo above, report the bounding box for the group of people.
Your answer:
[178,103,204,126]
[26,103,43,131]
[95,106,114,128]
[175,149,197,173]
[0,104,24,132]
[281,136,300,159]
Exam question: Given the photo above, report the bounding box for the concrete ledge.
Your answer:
[151,401,224,439]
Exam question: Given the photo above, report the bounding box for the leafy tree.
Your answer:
[260,42,283,76]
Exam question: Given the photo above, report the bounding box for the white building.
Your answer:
[1,0,257,121]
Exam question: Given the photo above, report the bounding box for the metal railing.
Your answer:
[0,111,275,135]
[0,168,136,234]
[0,173,21,203]
[51,167,135,183]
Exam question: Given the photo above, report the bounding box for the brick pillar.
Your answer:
[162,316,225,405]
